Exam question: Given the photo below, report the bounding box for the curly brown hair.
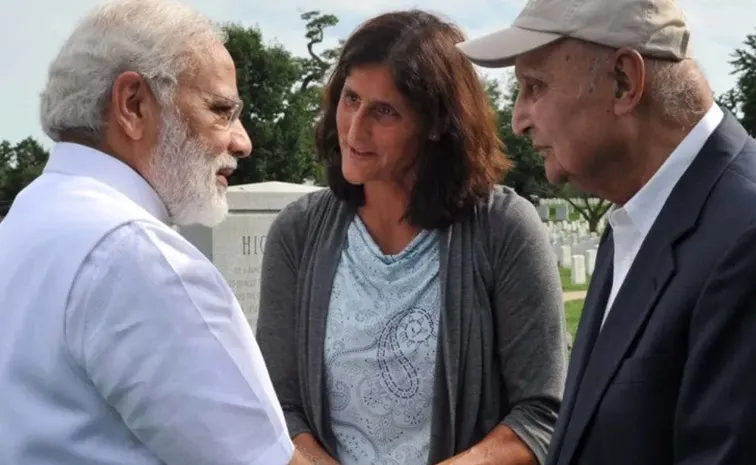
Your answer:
[314,9,511,229]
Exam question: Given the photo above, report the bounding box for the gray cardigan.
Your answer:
[256,186,567,464]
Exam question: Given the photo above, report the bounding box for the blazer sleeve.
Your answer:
[488,193,568,464]
[675,222,756,464]
[256,197,311,439]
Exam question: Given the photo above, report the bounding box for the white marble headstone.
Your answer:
[560,244,572,269]
[555,204,568,222]
[536,204,550,221]
[585,248,597,276]
[571,254,586,285]
[178,181,323,330]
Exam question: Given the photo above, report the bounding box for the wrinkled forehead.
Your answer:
[179,41,238,95]
[515,39,598,81]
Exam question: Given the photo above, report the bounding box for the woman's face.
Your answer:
[335,64,422,186]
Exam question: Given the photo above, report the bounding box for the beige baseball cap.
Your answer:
[456,0,691,68]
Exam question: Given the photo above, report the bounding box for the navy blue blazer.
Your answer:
[546,110,756,465]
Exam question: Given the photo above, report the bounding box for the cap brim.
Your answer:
[456,26,563,68]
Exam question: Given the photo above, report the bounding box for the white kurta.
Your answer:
[0,142,293,464]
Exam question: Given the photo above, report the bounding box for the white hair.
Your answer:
[579,41,711,127]
[39,0,226,142]
[644,58,711,126]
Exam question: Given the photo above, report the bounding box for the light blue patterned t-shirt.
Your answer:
[324,216,441,465]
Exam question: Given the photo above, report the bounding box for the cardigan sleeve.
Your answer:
[255,195,312,439]
[488,191,568,464]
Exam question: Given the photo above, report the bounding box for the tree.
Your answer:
[0,140,11,200]
[223,24,311,184]
[222,11,341,186]
[721,29,756,136]
[0,137,49,204]
[291,11,343,186]
[297,11,341,93]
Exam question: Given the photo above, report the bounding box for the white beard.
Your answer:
[147,111,237,228]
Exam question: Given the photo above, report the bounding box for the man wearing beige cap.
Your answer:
[457,1,756,465]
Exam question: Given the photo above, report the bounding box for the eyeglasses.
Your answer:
[141,75,245,129]
[183,84,245,129]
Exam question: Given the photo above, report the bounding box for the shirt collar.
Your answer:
[609,103,724,236]
[43,142,171,224]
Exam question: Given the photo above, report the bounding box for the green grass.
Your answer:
[559,267,590,292]
[564,299,584,338]
[559,264,589,349]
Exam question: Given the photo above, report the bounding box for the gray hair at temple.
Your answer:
[39,0,226,143]
[579,41,712,128]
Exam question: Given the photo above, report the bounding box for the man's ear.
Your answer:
[611,48,645,116]
[109,71,158,141]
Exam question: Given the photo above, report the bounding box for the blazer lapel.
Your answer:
[556,233,676,465]
[556,110,748,465]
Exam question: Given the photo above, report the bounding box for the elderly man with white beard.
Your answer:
[0,0,310,464]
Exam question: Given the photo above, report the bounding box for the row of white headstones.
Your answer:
[546,219,603,286]
[536,199,607,286]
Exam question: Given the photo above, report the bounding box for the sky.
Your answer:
[0,0,753,147]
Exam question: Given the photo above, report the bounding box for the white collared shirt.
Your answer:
[602,104,724,327]
[0,143,294,464]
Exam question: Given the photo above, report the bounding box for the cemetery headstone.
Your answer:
[560,244,572,269]
[585,248,597,276]
[571,254,587,285]
[178,181,323,330]
[555,204,568,221]
[536,204,550,222]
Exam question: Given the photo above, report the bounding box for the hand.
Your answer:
[291,433,340,465]
[290,449,339,465]
[435,449,475,465]
[434,426,536,465]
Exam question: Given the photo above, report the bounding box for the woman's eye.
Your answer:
[373,104,398,119]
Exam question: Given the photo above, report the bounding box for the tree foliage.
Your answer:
[223,11,340,185]
[298,11,341,93]
[0,137,49,208]
[721,29,756,136]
